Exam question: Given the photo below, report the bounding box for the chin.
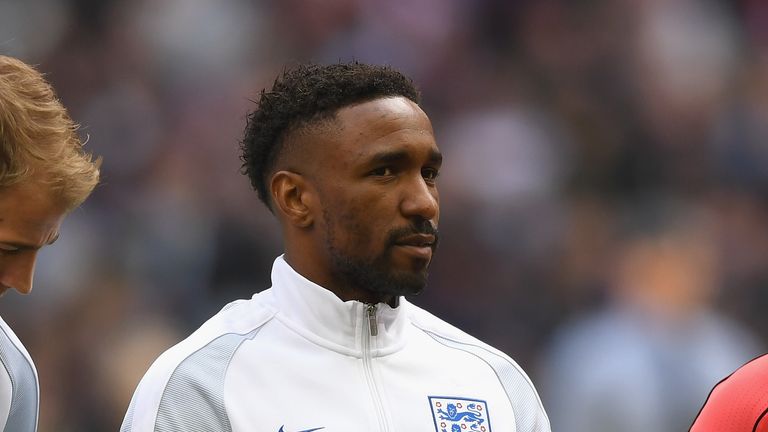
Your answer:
[329,247,431,298]
[377,269,429,297]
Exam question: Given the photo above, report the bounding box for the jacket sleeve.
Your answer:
[119,331,251,432]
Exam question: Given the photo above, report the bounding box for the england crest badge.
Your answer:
[428,396,492,432]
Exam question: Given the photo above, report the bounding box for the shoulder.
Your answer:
[691,353,768,432]
[0,316,39,432]
[732,353,768,380]
[0,317,36,377]
[153,295,277,377]
[121,293,277,431]
[406,300,521,369]
[405,301,551,432]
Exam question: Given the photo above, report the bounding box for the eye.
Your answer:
[422,167,440,182]
[370,167,394,177]
[0,245,20,256]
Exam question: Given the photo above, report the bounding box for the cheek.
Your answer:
[327,196,388,251]
[334,202,376,244]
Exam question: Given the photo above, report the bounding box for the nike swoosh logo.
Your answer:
[278,426,325,432]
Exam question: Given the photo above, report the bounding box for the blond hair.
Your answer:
[0,55,99,209]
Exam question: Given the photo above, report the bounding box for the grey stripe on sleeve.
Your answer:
[423,331,551,432]
[153,328,261,432]
[120,391,137,432]
[0,326,38,432]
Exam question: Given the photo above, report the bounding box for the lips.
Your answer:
[394,233,436,248]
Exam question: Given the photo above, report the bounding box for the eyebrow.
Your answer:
[367,149,443,166]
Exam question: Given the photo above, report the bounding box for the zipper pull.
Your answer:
[367,304,378,337]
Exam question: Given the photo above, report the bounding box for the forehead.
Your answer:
[328,96,437,161]
[0,181,66,248]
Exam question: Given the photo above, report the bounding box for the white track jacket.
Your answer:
[0,316,38,432]
[121,256,551,432]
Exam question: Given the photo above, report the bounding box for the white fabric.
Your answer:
[0,349,10,432]
[122,255,550,432]
[0,326,13,430]
[0,315,39,432]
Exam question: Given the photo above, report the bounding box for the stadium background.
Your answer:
[2,0,768,430]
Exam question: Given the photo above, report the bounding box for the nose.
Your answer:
[400,175,439,222]
[0,252,37,295]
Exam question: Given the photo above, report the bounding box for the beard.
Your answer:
[325,215,439,298]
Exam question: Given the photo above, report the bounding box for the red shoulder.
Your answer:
[690,354,768,432]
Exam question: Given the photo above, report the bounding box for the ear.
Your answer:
[270,170,316,228]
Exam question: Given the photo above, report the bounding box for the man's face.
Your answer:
[0,181,66,296]
[311,96,441,299]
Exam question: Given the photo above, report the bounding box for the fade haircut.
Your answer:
[0,55,99,209]
[240,62,421,208]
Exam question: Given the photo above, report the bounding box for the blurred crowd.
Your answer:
[2,0,768,430]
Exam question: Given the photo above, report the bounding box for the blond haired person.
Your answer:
[0,55,99,432]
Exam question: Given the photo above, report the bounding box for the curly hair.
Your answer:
[240,62,421,208]
[0,55,100,209]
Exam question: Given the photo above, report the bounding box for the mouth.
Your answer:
[394,234,436,249]
[393,234,436,261]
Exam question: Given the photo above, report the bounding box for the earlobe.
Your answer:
[270,171,315,228]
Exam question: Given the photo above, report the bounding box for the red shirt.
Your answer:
[690,354,768,432]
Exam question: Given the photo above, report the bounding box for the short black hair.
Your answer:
[240,62,421,208]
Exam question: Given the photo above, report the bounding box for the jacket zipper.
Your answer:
[363,304,389,431]
[367,304,378,336]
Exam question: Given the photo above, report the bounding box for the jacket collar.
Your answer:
[269,255,409,357]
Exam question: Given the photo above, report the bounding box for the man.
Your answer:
[690,354,768,431]
[0,55,100,431]
[541,200,761,432]
[121,62,550,431]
